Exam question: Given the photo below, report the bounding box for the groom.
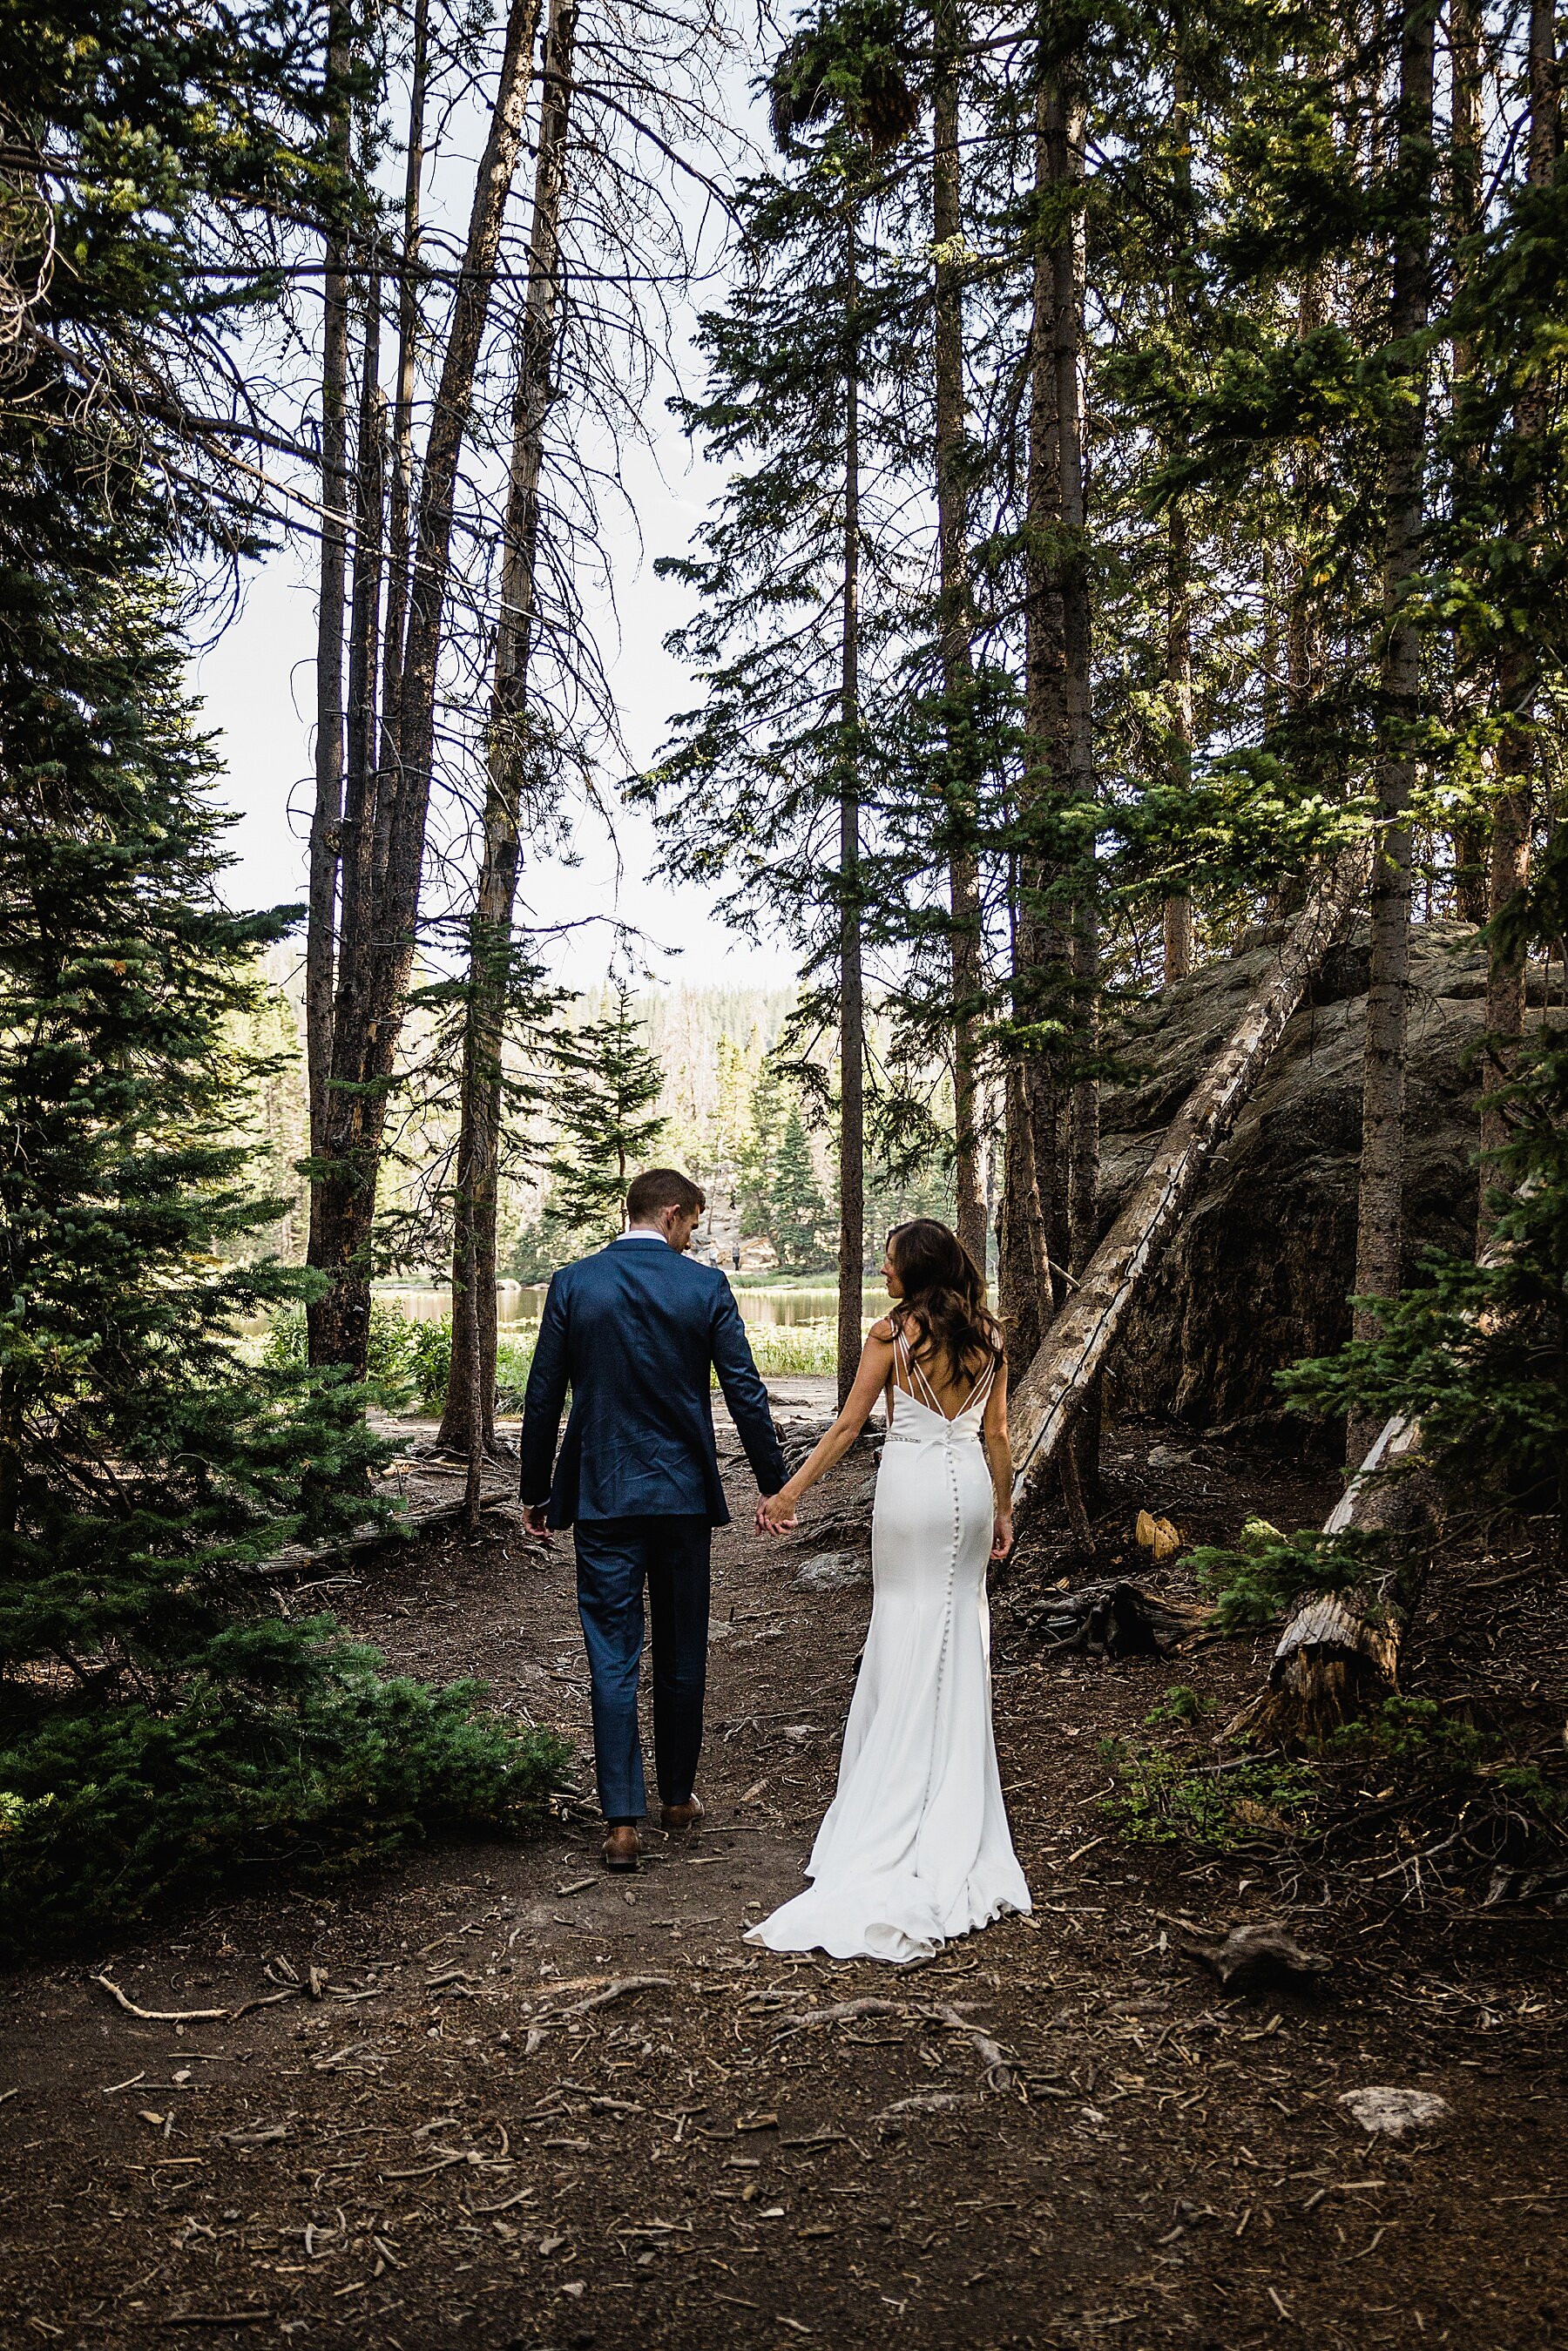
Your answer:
[519,1167,789,1871]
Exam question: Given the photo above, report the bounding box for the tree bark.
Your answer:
[1349,0,1433,1463]
[340,258,383,1010]
[1160,58,1194,986]
[836,205,866,1409]
[305,5,352,1185]
[1288,273,1326,722]
[1478,0,1558,1242]
[439,0,576,1500]
[933,0,986,1270]
[1050,70,1096,1290]
[1162,493,1194,983]
[1009,850,1366,1521]
[999,54,1070,1365]
[1448,0,1490,929]
[308,0,542,1376]
[379,0,429,806]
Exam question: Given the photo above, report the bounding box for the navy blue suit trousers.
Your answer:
[574,1514,710,1820]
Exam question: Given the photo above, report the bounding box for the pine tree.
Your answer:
[772,1105,833,1271]
[545,987,669,1244]
[739,1060,793,1251]
[0,547,568,1948]
[0,0,570,1949]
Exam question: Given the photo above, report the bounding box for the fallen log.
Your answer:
[1010,850,1367,1518]
[1227,1413,1429,1744]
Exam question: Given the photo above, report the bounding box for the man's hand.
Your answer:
[523,1503,553,1542]
[756,1490,798,1537]
[990,1512,1013,1561]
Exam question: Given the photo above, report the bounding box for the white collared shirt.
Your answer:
[614,1226,669,1243]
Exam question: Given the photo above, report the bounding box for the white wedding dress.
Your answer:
[747,1334,1031,1964]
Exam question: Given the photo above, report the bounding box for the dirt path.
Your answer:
[3,1391,1565,2350]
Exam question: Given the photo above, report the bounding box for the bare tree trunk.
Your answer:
[999,57,1069,1364]
[1051,65,1098,1487]
[1349,0,1433,1463]
[836,206,865,1409]
[440,0,576,1504]
[1288,268,1326,727]
[308,0,542,1376]
[1160,58,1193,986]
[1162,495,1193,983]
[1051,70,1094,1274]
[305,6,352,1186]
[1009,851,1366,1520]
[933,0,986,1270]
[341,258,384,991]
[379,0,428,801]
[1447,0,1490,929]
[1478,0,1558,1241]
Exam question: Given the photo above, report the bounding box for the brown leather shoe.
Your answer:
[602,1823,640,1872]
[660,1796,705,1838]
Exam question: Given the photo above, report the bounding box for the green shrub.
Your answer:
[1188,1518,1393,1632]
[0,1623,574,1953]
[409,1316,452,1415]
[263,1299,422,1408]
[496,1330,537,1411]
[1143,1683,1214,1727]
[1100,1740,1317,1848]
[1325,1694,1491,1773]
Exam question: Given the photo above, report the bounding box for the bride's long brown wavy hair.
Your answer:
[886,1219,1004,1389]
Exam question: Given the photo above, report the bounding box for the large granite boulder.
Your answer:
[1097,918,1512,1437]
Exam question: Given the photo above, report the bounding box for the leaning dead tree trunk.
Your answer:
[439,0,577,1507]
[1009,848,1366,1520]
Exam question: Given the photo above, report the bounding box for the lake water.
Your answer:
[375,1280,895,1328]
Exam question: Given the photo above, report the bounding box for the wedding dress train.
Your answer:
[747,1338,1031,1964]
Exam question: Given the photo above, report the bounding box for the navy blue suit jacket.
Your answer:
[518,1235,788,1529]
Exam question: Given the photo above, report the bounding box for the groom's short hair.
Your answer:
[627,1167,706,1223]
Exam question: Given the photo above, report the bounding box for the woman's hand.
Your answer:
[990,1512,1013,1561]
[757,1490,800,1537]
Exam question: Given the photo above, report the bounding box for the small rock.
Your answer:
[706,1618,733,1644]
[1339,2086,1451,2137]
[794,1551,869,1591]
[1147,1444,1194,1469]
[1184,1922,1331,1991]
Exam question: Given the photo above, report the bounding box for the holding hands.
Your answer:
[757,1488,800,1536]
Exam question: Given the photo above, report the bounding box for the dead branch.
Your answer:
[94,1975,229,2023]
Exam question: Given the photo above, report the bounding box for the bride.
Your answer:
[750,1219,1031,1963]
